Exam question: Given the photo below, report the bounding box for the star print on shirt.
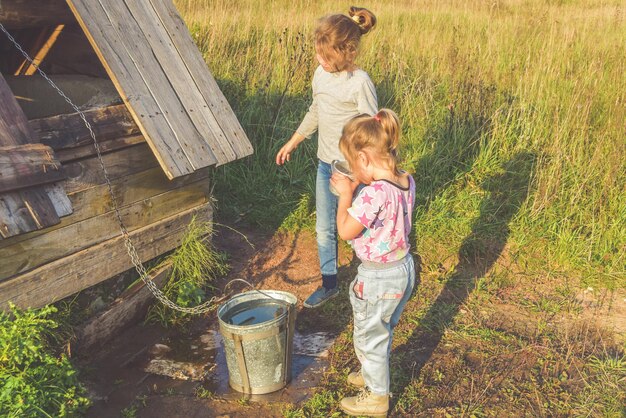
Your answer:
[396,238,405,248]
[372,183,384,192]
[371,217,384,229]
[361,192,374,205]
[358,213,370,226]
[377,241,390,253]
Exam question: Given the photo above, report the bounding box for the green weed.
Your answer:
[146,216,229,327]
[194,385,214,399]
[0,304,90,417]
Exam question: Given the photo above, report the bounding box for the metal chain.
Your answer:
[0,23,225,314]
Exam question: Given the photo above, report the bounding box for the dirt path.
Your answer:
[82,224,356,417]
[79,223,625,417]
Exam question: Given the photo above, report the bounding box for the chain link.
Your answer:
[0,23,224,314]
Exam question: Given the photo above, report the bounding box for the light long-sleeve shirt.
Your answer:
[296,65,378,163]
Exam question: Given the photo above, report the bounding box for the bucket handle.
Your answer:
[223,278,290,305]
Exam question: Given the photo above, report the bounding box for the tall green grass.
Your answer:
[176,0,625,288]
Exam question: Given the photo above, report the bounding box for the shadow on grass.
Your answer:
[391,151,536,412]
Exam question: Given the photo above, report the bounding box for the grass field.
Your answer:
[174,1,626,415]
[176,0,624,290]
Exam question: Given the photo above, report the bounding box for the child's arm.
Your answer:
[331,174,364,240]
[276,94,318,165]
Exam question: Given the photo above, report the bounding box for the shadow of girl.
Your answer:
[391,151,536,413]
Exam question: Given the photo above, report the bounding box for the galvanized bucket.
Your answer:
[217,290,297,394]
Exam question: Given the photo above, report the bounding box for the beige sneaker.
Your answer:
[347,370,365,387]
[340,388,389,417]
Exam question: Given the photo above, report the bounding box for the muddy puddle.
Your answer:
[83,315,335,417]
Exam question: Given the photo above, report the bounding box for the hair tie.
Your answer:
[373,114,381,122]
[351,15,362,25]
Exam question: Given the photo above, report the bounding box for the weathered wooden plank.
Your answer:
[0,144,66,193]
[0,202,213,310]
[0,193,37,236]
[74,262,171,352]
[0,73,34,145]
[0,73,70,237]
[29,104,139,151]
[125,0,233,165]
[14,187,59,229]
[65,0,200,178]
[0,166,210,248]
[0,179,210,278]
[55,134,145,163]
[98,0,218,170]
[62,142,158,194]
[44,183,72,217]
[0,184,72,237]
[151,0,253,160]
[0,0,74,29]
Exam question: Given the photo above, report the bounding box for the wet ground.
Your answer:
[80,226,351,417]
[83,316,333,417]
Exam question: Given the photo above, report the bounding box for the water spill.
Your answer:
[222,300,287,326]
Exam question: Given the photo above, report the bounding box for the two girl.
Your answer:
[276,7,415,417]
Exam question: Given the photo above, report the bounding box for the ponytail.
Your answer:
[375,109,400,160]
[348,6,377,35]
[339,108,402,175]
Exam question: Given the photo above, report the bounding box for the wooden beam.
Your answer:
[29,104,140,151]
[74,262,171,352]
[0,202,212,310]
[18,25,66,76]
[0,144,66,193]
[0,73,71,238]
[14,26,52,75]
[55,134,145,163]
[0,0,75,29]
[0,178,210,279]
[0,166,210,249]
[62,142,159,194]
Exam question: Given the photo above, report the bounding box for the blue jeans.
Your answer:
[316,160,338,280]
[349,255,416,395]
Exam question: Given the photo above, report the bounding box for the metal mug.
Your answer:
[329,160,354,196]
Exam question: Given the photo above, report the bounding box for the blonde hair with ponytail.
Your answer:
[339,109,402,175]
[315,6,376,72]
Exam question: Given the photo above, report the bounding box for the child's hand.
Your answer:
[331,173,357,196]
[276,140,297,165]
[276,133,306,165]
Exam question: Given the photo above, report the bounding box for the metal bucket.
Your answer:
[217,290,297,394]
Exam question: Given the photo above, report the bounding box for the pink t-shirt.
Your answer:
[347,174,415,263]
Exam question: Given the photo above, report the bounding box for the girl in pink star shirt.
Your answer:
[330,109,416,417]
